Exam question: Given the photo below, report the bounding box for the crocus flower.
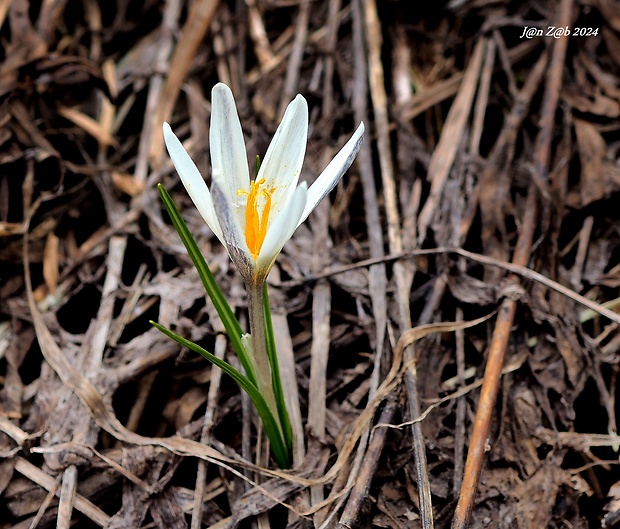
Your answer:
[163,83,364,284]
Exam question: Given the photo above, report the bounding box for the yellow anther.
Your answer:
[238,179,275,260]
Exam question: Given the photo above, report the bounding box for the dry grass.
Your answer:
[1,0,620,528]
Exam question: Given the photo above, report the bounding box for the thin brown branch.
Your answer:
[452,1,574,526]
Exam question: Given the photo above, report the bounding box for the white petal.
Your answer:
[210,83,250,205]
[256,182,308,273]
[163,123,224,243]
[299,123,365,227]
[257,95,308,218]
[210,169,254,281]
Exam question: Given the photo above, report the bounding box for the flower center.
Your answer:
[238,178,276,260]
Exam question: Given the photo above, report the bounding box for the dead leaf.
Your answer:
[58,106,119,148]
[43,232,59,295]
[563,86,620,118]
[112,172,145,196]
[574,119,605,205]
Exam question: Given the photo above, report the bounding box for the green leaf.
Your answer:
[157,184,258,386]
[263,284,293,455]
[150,321,291,468]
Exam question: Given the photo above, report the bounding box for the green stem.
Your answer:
[247,281,281,432]
[263,284,293,454]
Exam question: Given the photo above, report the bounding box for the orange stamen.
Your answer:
[238,179,275,260]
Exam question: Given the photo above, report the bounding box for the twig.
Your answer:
[451,1,573,527]
[15,457,109,527]
[351,0,387,390]
[451,34,497,495]
[278,0,310,118]
[281,245,620,326]
[417,38,486,246]
[246,0,275,67]
[339,398,398,526]
[191,335,226,529]
[85,235,127,375]
[570,216,593,290]
[245,6,351,87]
[362,0,434,526]
[320,0,342,119]
[398,39,540,122]
[134,0,182,184]
[308,188,332,526]
[28,480,60,529]
[332,1,390,526]
[149,0,220,166]
[272,289,306,465]
[57,465,78,529]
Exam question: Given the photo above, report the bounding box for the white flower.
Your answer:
[163,83,364,283]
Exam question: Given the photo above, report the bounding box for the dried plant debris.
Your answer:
[0,0,619,528]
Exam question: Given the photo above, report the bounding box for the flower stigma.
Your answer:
[238,178,276,260]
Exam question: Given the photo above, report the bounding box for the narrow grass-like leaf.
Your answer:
[157,184,258,386]
[150,321,291,468]
[263,283,293,454]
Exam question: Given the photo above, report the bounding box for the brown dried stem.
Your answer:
[452,1,574,526]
